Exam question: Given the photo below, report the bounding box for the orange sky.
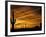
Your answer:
[10,5,41,29]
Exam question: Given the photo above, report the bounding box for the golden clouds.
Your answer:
[10,5,41,29]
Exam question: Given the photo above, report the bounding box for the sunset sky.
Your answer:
[10,5,41,29]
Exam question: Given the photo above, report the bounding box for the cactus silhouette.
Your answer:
[10,9,16,32]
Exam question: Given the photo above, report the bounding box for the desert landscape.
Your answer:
[10,5,42,32]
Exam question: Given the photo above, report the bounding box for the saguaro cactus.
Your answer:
[10,9,16,32]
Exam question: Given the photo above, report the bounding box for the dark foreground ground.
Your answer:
[11,25,42,32]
